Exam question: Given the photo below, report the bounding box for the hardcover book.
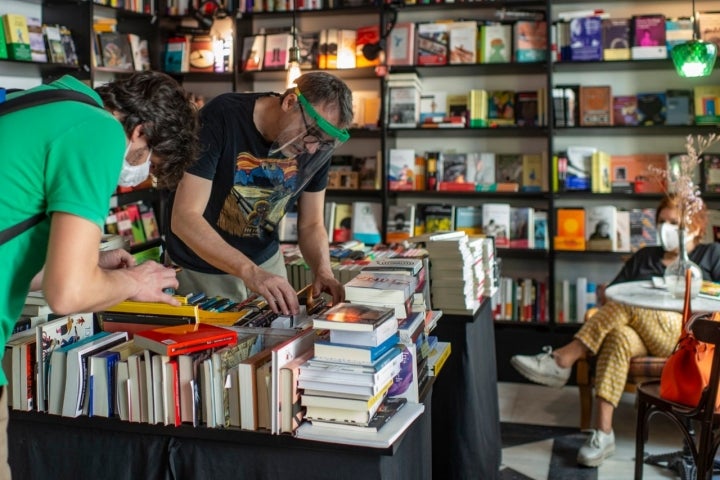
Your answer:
[569,16,603,61]
[415,22,448,66]
[602,18,631,60]
[579,86,612,126]
[514,20,547,62]
[133,323,238,357]
[298,31,319,70]
[313,302,395,332]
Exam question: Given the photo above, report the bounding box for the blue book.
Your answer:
[570,16,603,61]
[313,334,400,366]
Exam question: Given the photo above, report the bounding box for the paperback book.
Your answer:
[312,302,395,332]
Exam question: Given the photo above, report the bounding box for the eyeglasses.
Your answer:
[297,103,336,151]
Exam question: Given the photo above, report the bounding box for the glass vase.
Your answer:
[663,228,703,299]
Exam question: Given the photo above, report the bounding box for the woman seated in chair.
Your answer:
[511,194,720,468]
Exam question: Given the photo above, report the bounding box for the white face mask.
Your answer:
[659,222,694,252]
[118,142,152,187]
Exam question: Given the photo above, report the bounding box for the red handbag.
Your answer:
[659,270,720,409]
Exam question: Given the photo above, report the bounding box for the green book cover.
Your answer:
[0,21,8,59]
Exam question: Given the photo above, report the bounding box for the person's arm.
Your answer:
[297,190,344,305]
[171,172,298,314]
[29,248,137,292]
[41,212,179,315]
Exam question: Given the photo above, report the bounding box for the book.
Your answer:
[613,96,638,126]
[386,22,415,67]
[487,91,515,127]
[554,208,586,251]
[308,397,408,432]
[585,205,618,251]
[416,22,448,66]
[509,207,534,249]
[312,302,395,332]
[36,313,95,412]
[3,14,32,61]
[579,86,612,126]
[481,23,512,63]
[133,324,238,357]
[61,331,128,418]
[631,14,667,59]
[278,349,314,434]
[454,206,483,235]
[263,32,292,70]
[297,31,319,70]
[636,92,667,126]
[665,89,693,126]
[569,16,603,61]
[514,20,546,62]
[693,86,720,125]
[26,17,47,62]
[313,334,399,367]
[448,21,478,64]
[630,207,658,251]
[97,32,134,71]
[188,35,214,72]
[602,18,631,60]
[351,201,382,245]
[344,273,416,306]
[355,24,380,68]
[386,205,415,244]
[388,85,420,128]
[332,203,352,243]
[87,350,121,417]
[699,280,720,300]
[329,316,399,348]
[482,203,511,248]
[43,24,66,64]
[241,34,265,71]
[295,401,424,448]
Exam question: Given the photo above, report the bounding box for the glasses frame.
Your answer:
[297,102,337,151]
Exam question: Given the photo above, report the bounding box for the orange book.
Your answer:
[133,323,238,356]
[579,85,612,126]
[610,154,668,193]
[554,208,586,251]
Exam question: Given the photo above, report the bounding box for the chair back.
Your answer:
[689,317,720,418]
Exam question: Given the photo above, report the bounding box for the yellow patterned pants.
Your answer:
[574,301,681,407]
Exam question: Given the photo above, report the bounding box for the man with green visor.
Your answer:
[167,72,353,314]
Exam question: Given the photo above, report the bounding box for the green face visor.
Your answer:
[295,88,350,143]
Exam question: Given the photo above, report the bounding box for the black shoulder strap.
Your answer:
[0,88,102,246]
[0,89,99,116]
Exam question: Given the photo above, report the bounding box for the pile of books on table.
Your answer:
[295,302,425,447]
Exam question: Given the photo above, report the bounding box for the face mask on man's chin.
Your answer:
[118,143,152,187]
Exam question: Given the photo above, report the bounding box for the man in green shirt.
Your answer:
[0,71,199,477]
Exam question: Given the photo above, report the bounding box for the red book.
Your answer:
[133,323,238,356]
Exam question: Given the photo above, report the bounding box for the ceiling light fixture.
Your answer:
[286,0,302,89]
[671,0,717,78]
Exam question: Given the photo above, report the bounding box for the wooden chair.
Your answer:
[634,316,720,480]
[576,306,668,430]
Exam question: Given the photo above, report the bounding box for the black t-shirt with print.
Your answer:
[167,92,329,274]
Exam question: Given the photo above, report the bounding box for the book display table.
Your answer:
[9,391,432,479]
[431,299,502,480]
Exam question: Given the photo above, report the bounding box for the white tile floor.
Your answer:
[499,382,688,479]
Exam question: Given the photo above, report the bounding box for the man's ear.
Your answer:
[281,93,298,112]
[129,124,145,142]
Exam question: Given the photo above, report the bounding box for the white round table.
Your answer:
[605,280,720,313]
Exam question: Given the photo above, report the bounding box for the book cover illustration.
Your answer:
[514,20,547,62]
[482,203,511,248]
[554,208,586,251]
[613,96,638,126]
[388,85,420,128]
[189,35,214,72]
[481,23,511,63]
[263,32,291,70]
[313,302,394,332]
[416,22,448,66]
[569,16,603,61]
[509,207,534,249]
[386,205,415,244]
[495,154,523,185]
[487,91,515,126]
[665,90,693,126]
[98,32,134,71]
[636,92,667,125]
[471,152,496,189]
[355,25,380,68]
[26,17,47,62]
[454,206,483,235]
[631,14,667,59]
[422,204,454,233]
[440,153,468,183]
[388,149,416,191]
[43,24,66,64]
[448,21,477,64]
[602,18,631,60]
[386,22,415,67]
[585,205,617,251]
[579,86,612,126]
[629,208,658,251]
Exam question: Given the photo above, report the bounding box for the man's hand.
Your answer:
[243,268,299,315]
[98,249,136,270]
[125,261,180,306]
[312,272,345,306]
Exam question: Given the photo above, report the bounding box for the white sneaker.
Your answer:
[510,346,572,388]
[577,429,615,467]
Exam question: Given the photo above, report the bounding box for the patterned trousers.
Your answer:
[574,301,681,407]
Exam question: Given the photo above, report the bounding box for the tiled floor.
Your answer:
[498,382,690,480]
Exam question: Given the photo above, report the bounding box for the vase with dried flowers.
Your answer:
[652,133,719,298]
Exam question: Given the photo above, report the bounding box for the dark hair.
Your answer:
[281,72,354,128]
[96,71,200,190]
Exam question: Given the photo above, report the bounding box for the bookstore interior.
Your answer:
[2,0,720,477]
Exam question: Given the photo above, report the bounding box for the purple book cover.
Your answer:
[570,16,603,61]
[602,19,631,51]
[633,15,666,47]
[613,96,638,126]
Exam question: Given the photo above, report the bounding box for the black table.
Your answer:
[431,299,502,480]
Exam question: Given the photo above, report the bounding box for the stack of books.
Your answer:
[343,270,418,320]
[301,302,404,432]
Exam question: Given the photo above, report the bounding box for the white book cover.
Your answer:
[388,149,416,191]
[482,203,511,248]
[35,312,94,412]
[448,21,478,64]
[585,205,617,251]
[616,210,631,252]
[351,201,383,245]
[470,152,496,189]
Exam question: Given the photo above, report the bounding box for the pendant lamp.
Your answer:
[286,0,302,88]
[671,0,717,78]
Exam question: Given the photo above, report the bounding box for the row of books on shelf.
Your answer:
[552,10,720,63]
[553,85,720,128]
[5,297,444,446]
[92,19,151,71]
[388,148,547,193]
[387,73,548,129]
[554,277,598,324]
[104,201,160,249]
[164,28,234,74]
[91,0,155,14]
[1,14,78,66]
[492,276,548,323]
